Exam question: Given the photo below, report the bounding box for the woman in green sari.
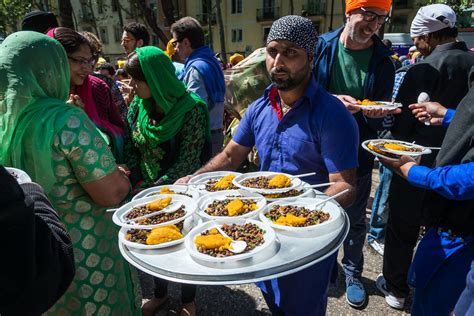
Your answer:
[124,47,210,316]
[0,32,141,314]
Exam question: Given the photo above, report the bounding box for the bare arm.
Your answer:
[175,140,252,183]
[324,168,357,209]
[81,169,130,207]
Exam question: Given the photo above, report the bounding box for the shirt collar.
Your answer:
[265,74,319,108]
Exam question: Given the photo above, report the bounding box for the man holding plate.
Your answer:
[177,15,359,315]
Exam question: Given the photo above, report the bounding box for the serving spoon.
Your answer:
[124,201,183,224]
[213,225,247,253]
[313,189,350,209]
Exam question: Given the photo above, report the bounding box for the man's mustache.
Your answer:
[270,67,290,75]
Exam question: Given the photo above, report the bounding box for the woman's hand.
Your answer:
[379,155,420,179]
[409,102,447,126]
[67,94,85,110]
[335,95,360,114]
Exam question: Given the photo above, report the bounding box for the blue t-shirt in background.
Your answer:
[233,76,359,185]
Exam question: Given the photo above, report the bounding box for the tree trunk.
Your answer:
[215,0,227,67]
[136,0,169,44]
[115,0,124,29]
[160,0,176,27]
[58,0,75,29]
[87,0,99,35]
[290,0,294,15]
[207,0,213,50]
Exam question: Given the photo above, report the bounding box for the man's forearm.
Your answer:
[193,151,238,175]
[324,181,356,209]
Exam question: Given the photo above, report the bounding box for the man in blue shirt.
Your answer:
[177,15,359,315]
[313,0,395,307]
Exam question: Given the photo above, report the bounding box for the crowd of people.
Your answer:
[0,0,473,315]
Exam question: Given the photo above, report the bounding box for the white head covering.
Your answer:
[410,4,456,38]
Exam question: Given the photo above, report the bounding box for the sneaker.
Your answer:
[345,276,367,307]
[368,239,385,256]
[375,274,405,309]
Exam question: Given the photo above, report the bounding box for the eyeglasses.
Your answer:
[171,39,182,48]
[360,7,390,24]
[68,56,96,67]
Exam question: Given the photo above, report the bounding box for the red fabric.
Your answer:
[268,86,283,121]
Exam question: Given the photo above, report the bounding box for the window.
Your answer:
[111,0,118,12]
[232,29,243,42]
[114,25,121,42]
[231,0,242,14]
[263,27,271,42]
[97,0,104,14]
[99,26,109,44]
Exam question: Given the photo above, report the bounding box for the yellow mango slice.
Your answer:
[159,187,176,194]
[268,174,291,188]
[146,197,172,211]
[226,199,244,216]
[194,233,232,251]
[383,143,408,151]
[213,175,235,189]
[146,225,183,245]
[274,213,307,226]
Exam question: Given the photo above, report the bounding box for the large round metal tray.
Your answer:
[119,210,349,285]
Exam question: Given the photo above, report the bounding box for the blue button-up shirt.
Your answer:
[233,76,359,185]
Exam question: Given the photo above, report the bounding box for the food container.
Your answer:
[5,167,32,183]
[132,185,200,201]
[232,171,302,194]
[184,218,276,263]
[112,194,197,229]
[196,190,266,221]
[188,171,242,193]
[259,197,344,237]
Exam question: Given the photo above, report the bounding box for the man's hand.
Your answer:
[66,94,85,110]
[335,95,360,114]
[409,102,448,126]
[175,175,193,184]
[362,107,402,118]
[379,155,419,178]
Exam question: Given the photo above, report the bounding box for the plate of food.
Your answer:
[188,171,242,192]
[352,99,402,110]
[197,190,266,220]
[112,194,197,229]
[259,197,344,237]
[185,218,276,263]
[5,167,32,184]
[232,172,302,194]
[262,181,315,202]
[132,185,200,201]
[119,216,198,250]
[362,139,431,161]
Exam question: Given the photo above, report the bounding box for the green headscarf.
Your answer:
[0,31,82,192]
[129,46,210,146]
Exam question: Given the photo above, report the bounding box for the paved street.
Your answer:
[140,165,413,315]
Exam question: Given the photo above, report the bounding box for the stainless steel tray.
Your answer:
[119,212,349,285]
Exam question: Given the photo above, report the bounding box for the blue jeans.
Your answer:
[342,173,371,279]
[368,164,392,242]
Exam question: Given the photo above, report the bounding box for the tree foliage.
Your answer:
[0,0,33,34]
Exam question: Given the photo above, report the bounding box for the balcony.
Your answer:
[256,7,280,22]
[302,2,326,16]
[196,13,217,26]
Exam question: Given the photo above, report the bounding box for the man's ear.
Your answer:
[137,39,144,48]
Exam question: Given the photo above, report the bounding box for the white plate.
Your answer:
[188,171,242,192]
[362,139,399,161]
[196,190,266,221]
[5,167,32,184]
[119,216,198,250]
[263,181,315,202]
[374,139,432,156]
[185,218,276,263]
[232,171,302,194]
[352,101,402,110]
[259,197,344,238]
[112,194,197,229]
[132,185,200,201]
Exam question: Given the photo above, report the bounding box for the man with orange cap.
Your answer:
[313,0,395,308]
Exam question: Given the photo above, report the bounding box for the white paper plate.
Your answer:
[362,139,399,161]
[188,171,242,192]
[196,190,266,221]
[263,181,315,202]
[119,216,200,250]
[185,218,276,263]
[132,185,200,201]
[375,139,432,156]
[259,197,344,238]
[232,171,302,194]
[352,101,402,110]
[5,167,32,184]
[112,194,197,229]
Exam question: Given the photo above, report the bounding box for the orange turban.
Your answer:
[345,0,392,14]
[229,53,245,66]
[164,39,175,58]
